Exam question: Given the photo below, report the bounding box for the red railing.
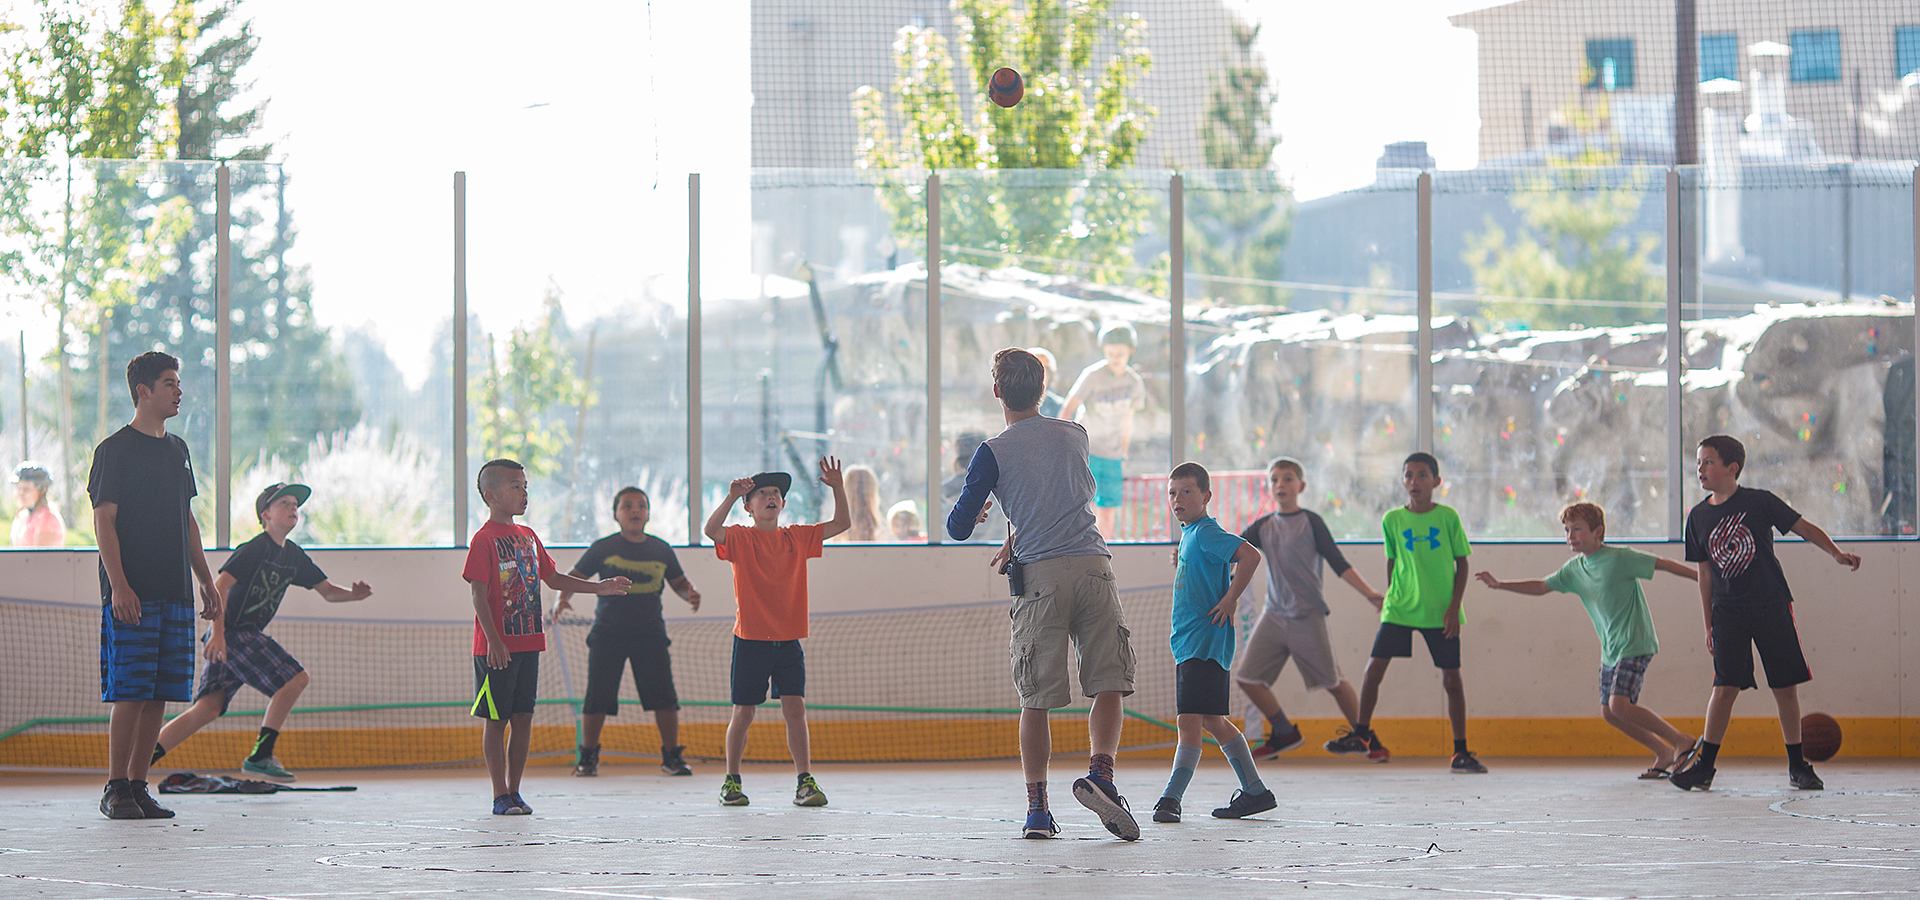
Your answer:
[1114,470,1273,542]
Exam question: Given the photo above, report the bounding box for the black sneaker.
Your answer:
[1251,724,1304,760]
[661,745,692,777]
[1789,761,1824,790]
[100,780,143,820]
[126,780,173,819]
[573,745,599,777]
[1151,796,1181,823]
[1450,751,1488,774]
[1211,788,1278,819]
[1324,727,1372,756]
[1670,759,1716,791]
[1071,776,1140,841]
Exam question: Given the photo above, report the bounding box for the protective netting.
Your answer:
[0,585,1182,770]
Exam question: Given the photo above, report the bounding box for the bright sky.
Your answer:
[211,1,1483,384]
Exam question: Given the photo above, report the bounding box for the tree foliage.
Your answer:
[852,0,1160,287]
[1185,18,1291,307]
[476,288,592,482]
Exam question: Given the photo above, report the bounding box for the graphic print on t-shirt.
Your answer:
[1707,512,1756,578]
[602,556,668,594]
[494,534,544,637]
[236,557,299,627]
[1402,526,1442,551]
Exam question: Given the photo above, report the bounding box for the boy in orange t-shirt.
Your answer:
[702,457,850,808]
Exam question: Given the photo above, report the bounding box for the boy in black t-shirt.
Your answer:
[552,487,702,777]
[152,483,373,782]
[1670,435,1859,792]
[90,352,224,819]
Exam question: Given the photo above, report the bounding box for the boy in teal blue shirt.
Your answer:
[1150,462,1275,824]
[1350,452,1483,772]
[1476,502,1699,779]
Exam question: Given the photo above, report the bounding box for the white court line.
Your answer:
[0,873,309,900]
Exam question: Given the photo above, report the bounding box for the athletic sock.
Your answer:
[249,727,280,762]
[1220,733,1267,794]
[1453,739,1468,755]
[1161,744,1202,801]
[1088,752,1115,783]
[1786,743,1805,767]
[1266,711,1293,734]
[1697,740,1721,767]
[1026,780,1048,812]
[151,742,167,764]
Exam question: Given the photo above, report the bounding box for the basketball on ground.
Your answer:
[1801,712,1842,762]
[989,67,1024,108]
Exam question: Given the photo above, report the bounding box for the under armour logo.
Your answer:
[1403,526,1442,550]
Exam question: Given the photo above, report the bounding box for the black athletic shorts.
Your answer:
[1711,603,1811,690]
[1175,658,1231,716]
[582,629,678,715]
[1370,621,1462,669]
[730,637,805,707]
[472,651,540,720]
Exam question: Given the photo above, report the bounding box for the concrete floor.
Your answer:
[3,757,1918,899]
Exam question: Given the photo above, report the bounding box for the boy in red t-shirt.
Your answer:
[466,459,629,816]
[702,457,850,808]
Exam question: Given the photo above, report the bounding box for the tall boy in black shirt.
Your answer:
[1670,435,1860,792]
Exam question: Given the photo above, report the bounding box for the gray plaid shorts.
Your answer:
[197,630,305,710]
[1598,653,1653,705]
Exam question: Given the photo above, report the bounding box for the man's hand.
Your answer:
[109,584,142,625]
[817,456,843,488]
[728,477,755,498]
[198,579,223,622]
[975,498,994,525]
[1208,594,1238,626]
[1831,549,1861,571]
[204,632,226,663]
[486,640,510,670]
[990,537,1014,572]
[594,577,633,596]
[1442,605,1461,639]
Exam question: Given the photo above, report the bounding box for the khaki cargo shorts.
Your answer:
[1008,555,1136,710]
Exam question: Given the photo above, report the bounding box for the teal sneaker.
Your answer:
[242,756,295,782]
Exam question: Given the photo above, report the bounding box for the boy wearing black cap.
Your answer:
[702,458,850,807]
[1060,324,1148,540]
[151,483,374,782]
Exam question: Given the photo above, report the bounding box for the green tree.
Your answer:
[1462,90,1662,329]
[476,288,592,483]
[852,0,1159,287]
[1184,18,1291,307]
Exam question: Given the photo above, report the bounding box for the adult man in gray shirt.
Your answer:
[948,348,1139,842]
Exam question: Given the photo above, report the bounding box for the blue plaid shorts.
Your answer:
[1598,654,1653,705]
[197,630,306,710]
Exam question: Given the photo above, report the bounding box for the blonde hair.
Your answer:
[841,465,883,541]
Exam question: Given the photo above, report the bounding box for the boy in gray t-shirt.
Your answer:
[1060,325,1147,540]
[1234,459,1384,760]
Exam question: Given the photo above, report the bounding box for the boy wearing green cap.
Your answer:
[1061,324,1149,540]
[151,482,374,782]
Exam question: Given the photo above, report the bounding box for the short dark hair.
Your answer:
[992,347,1045,412]
[1170,461,1210,492]
[126,351,180,403]
[476,458,524,497]
[1404,451,1440,478]
[1268,457,1305,480]
[612,486,648,513]
[1698,434,1745,477]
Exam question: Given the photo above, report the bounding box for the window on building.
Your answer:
[1898,26,1920,81]
[1585,38,1635,91]
[1790,29,1841,83]
[1700,32,1738,82]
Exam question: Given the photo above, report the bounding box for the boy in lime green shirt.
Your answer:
[1476,502,1698,779]
[1349,452,1482,772]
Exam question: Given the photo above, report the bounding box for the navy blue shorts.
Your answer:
[1370,621,1461,670]
[730,637,805,706]
[100,600,195,702]
[472,651,540,720]
[583,629,678,715]
[1711,604,1811,690]
[197,631,306,710]
[1175,658,1231,716]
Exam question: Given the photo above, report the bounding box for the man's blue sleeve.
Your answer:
[945,443,999,540]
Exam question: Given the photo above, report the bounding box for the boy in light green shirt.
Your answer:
[1477,502,1699,779]
[1350,452,1482,772]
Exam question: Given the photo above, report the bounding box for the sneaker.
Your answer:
[1366,731,1393,763]
[661,745,692,777]
[1211,788,1278,819]
[720,774,749,806]
[1152,796,1181,823]
[1022,808,1059,839]
[126,780,174,819]
[1789,761,1824,790]
[99,780,143,820]
[510,791,532,814]
[1670,759,1716,791]
[241,755,295,783]
[1071,776,1140,842]
[1450,751,1488,774]
[1251,724,1305,760]
[794,774,828,807]
[1324,726,1373,757]
[491,793,529,815]
[573,745,599,777]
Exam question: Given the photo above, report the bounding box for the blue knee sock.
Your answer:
[1161,744,1202,801]
[1220,733,1267,794]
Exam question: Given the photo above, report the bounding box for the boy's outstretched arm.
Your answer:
[1473,570,1551,595]
[705,478,754,545]
[1339,567,1385,608]
[315,579,373,602]
[1442,557,1468,638]
[545,571,631,595]
[1208,541,1262,625]
[817,456,852,540]
[1651,556,1699,579]
[1788,519,1862,571]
